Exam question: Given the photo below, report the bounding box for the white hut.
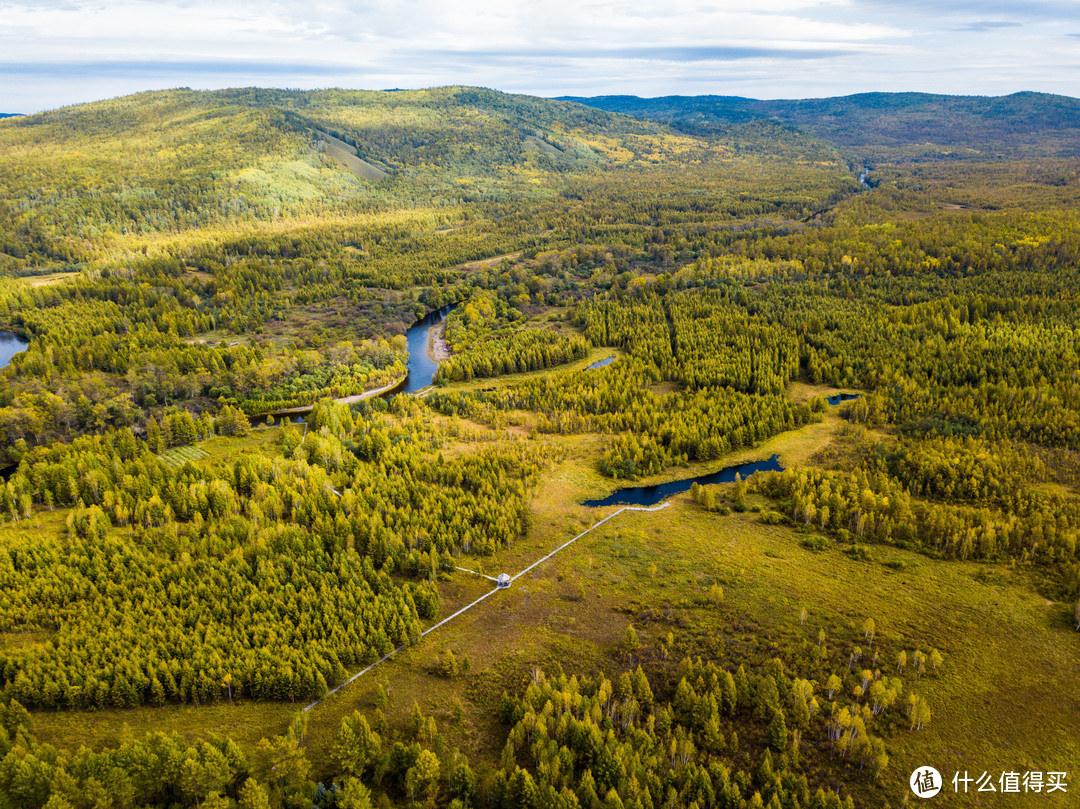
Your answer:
[497,573,511,588]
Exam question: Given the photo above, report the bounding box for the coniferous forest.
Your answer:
[0,87,1078,808]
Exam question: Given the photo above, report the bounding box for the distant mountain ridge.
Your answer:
[560,91,1080,161]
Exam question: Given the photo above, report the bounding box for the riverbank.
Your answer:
[265,305,453,416]
[427,321,450,363]
[402,304,456,395]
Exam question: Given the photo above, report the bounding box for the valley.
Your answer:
[0,86,1078,809]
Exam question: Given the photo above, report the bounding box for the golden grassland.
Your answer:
[297,420,1080,807]
[312,415,1080,806]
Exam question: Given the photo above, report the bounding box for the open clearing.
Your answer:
[26,271,80,287]
[317,130,389,180]
[158,443,209,467]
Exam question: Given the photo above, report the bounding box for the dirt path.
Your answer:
[264,376,405,417]
[455,252,521,271]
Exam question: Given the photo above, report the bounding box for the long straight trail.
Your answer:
[303,502,671,712]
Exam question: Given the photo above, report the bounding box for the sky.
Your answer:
[2,0,1079,112]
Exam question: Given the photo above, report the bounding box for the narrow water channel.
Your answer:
[586,356,615,371]
[583,454,784,508]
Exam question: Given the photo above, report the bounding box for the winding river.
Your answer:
[258,305,457,419]
[401,304,455,394]
[0,333,29,478]
[0,331,27,368]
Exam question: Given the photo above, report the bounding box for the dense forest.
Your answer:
[1,398,550,709]
[0,86,1078,808]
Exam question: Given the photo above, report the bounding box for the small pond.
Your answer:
[583,454,784,508]
[826,392,861,406]
[585,355,616,371]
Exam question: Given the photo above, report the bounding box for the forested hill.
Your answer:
[562,91,1080,161]
[0,86,846,269]
[0,85,679,209]
[0,84,711,188]
[0,86,711,258]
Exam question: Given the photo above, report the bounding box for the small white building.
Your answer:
[497,573,511,588]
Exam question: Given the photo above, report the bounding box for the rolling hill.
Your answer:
[0,86,847,267]
[0,87,705,250]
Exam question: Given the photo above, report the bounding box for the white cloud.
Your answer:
[0,0,1076,111]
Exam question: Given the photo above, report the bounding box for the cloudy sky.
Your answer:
[2,0,1079,112]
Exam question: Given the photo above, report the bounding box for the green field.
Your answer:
[159,444,210,467]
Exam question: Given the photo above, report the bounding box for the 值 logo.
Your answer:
[910,767,943,798]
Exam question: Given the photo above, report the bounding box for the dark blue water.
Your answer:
[0,331,28,368]
[586,356,615,371]
[402,305,456,394]
[583,454,784,508]
[826,392,860,406]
